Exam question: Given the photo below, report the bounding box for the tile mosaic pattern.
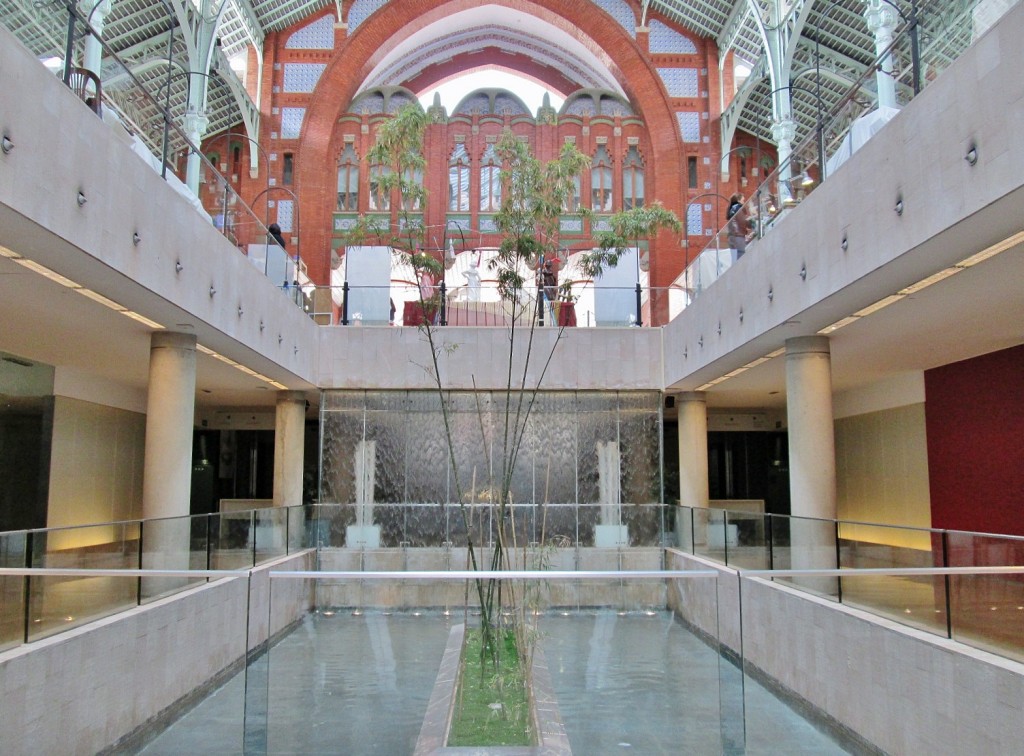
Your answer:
[649,20,698,54]
[593,0,637,37]
[285,15,334,49]
[658,67,699,97]
[347,0,390,32]
[280,108,305,140]
[687,203,703,236]
[283,63,326,93]
[277,200,294,232]
[677,111,701,143]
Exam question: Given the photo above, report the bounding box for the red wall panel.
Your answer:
[925,345,1024,536]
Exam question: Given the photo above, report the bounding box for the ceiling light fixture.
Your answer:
[853,294,905,318]
[76,191,87,207]
[956,230,1024,267]
[122,311,164,329]
[898,267,960,295]
[14,258,80,288]
[1,136,13,154]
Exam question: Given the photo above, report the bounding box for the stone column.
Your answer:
[865,0,899,110]
[676,392,709,549]
[142,332,197,520]
[785,336,838,590]
[785,336,836,520]
[273,391,307,508]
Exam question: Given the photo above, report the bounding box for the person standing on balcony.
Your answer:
[726,194,752,259]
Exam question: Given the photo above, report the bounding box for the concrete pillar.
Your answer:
[786,336,838,590]
[676,392,709,509]
[676,392,710,550]
[273,391,306,507]
[142,332,197,520]
[865,0,900,110]
[785,336,836,519]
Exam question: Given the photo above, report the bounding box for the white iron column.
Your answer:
[273,391,306,507]
[785,336,837,519]
[83,0,111,77]
[142,332,197,520]
[676,392,709,509]
[183,107,210,195]
[865,0,900,110]
[771,118,797,201]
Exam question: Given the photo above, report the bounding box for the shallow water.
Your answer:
[139,610,851,755]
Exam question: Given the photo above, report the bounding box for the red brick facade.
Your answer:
[200,0,770,324]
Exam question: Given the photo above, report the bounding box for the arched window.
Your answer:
[369,162,391,211]
[402,153,423,211]
[282,153,294,185]
[562,174,582,212]
[449,144,471,211]
[336,143,359,211]
[623,145,645,209]
[479,144,501,211]
[591,145,613,212]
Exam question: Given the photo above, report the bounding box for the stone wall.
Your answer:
[0,550,314,755]
[666,549,1024,754]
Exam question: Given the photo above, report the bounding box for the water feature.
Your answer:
[320,391,663,546]
[137,609,854,755]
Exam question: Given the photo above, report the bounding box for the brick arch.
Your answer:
[403,48,582,99]
[298,0,683,291]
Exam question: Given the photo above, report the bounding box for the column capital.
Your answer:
[675,391,707,404]
[770,117,797,145]
[865,0,899,36]
[151,331,197,351]
[785,335,830,356]
[183,109,210,142]
[276,390,307,405]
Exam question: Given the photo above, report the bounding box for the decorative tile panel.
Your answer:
[658,68,699,98]
[277,200,294,232]
[348,0,390,32]
[334,216,358,231]
[494,94,529,115]
[281,108,305,140]
[594,218,612,232]
[592,0,636,37]
[686,204,703,236]
[285,15,335,49]
[454,93,491,115]
[649,21,697,54]
[386,93,415,113]
[565,96,596,117]
[560,218,584,233]
[676,112,701,143]
[283,63,326,93]
[355,93,385,114]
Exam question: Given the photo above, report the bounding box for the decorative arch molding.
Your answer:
[298,0,683,289]
[451,88,533,117]
[560,89,636,117]
[349,86,424,115]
